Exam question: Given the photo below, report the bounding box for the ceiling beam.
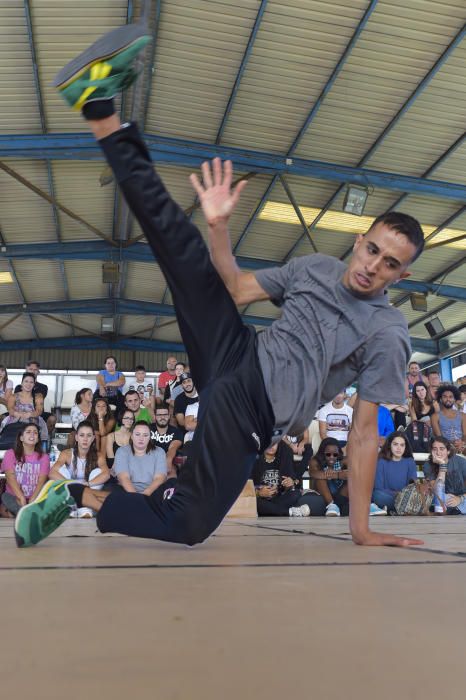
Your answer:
[2,133,466,201]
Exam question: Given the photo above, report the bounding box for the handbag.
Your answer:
[394,481,433,516]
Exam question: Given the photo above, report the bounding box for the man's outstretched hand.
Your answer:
[352,530,424,547]
[190,158,247,226]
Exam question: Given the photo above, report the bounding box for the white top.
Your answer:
[317,401,353,442]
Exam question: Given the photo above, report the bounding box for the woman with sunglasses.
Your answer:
[373,431,417,512]
[310,438,386,517]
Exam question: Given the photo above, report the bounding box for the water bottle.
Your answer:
[434,466,447,514]
[49,444,59,467]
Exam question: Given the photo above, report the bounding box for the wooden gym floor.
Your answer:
[1,515,466,699]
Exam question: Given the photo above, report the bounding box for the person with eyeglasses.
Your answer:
[310,439,386,517]
[150,406,184,477]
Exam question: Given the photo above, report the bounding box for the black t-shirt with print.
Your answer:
[173,393,199,416]
[150,424,184,453]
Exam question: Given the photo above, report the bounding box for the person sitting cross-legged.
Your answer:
[49,420,110,518]
[372,431,417,513]
[113,421,167,495]
[310,438,386,517]
[0,423,50,518]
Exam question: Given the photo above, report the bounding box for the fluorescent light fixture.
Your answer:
[343,186,369,216]
[0,271,13,284]
[101,317,115,333]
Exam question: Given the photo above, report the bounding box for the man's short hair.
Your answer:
[370,212,424,262]
[135,365,146,372]
[26,360,40,368]
[427,369,440,376]
[437,384,459,402]
[125,389,139,399]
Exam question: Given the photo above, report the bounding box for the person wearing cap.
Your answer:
[173,373,199,428]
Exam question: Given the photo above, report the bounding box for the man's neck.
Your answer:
[441,406,456,417]
[155,424,168,434]
[332,401,344,409]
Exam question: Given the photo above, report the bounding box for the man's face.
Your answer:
[26,363,39,377]
[182,379,194,394]
[440,391,456,409]
[333,392,345,404]
[125,393,141,412]
[344,223,416,297]
[429,373,440,388]
[167,357,177,371]
[135,370,146,383]
[409,363,420,375]
[155,409,170,428]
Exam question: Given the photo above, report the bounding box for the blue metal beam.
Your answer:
[0,335,186,353]
[215,0,268,144]
[2,133,466,201]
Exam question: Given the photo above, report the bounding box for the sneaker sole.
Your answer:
[369,512,387,516]
[52,23,150,88]
[325,512,340,517]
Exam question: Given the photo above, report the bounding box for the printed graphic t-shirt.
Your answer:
[2,450,50,499]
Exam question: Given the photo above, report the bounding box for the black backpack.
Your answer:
[405,421,432,453]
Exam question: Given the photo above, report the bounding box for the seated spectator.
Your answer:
[183,400,199,445]
[150,405,183,477]
[0,423,50,518]
[123,389,154,424]
[163,361,186,407]
[89,397,116,452]
[423,437,466,515]
[281,429,313,481]
[457,384,466,413]
[409,381,438,425]
[105,409,134,468]
[70,387,93,429]
[431,385,466,454]
[309,438,386,517]
[1,372,48,443]
[317,392,352,449]
[127,365,157,410]
[372,431,417,512]
[426,369,442,401]
[157,355,177,399]
[377,404,395,447]
[0,364,13,410]
[113,420,167,495]
[14,360,56,435]
[253,442,326,517]
[404,361,428,400]
[174,372,199,428]
[96,355,125,412]
[405,419,432,454]
[49,420,110,517]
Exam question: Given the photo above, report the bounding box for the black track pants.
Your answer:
[95,123,274,545]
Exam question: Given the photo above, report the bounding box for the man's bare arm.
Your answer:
[190,158,271,306]
[347,397,423,547]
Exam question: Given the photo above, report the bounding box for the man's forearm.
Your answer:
[347,428,379,542]
[208,220,241,298]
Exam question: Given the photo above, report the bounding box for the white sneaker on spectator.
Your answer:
[77,507,94,519]
[288,504,310,517]
[325,502,340,517]
[434,505,444,514]
[369,503,387,516]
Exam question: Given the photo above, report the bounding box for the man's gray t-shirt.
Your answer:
[255,253,411,438]
[114,444,167,492]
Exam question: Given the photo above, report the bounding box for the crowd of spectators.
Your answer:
[0,355,465,521]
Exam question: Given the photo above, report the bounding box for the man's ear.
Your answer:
[398,270,411,281]
[353,233,364,251]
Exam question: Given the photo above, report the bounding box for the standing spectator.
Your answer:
[0,423,50,518]
[377,405,395,447]
[157,356,177,399]
[404,361,428,400]
[150,405,183,476]
[431,385,466,454]
[70,388,94,429]
[174,372,199,428]
[123,389,154,423]
[96,355,126,413]
[114,421,167,495]
[426,369,442,401]
[49,420,110,518]
[423,437,466,515]
[0,365,13,410]
[372,432,417,512]
[14,360,56,435]
[1,372,48,442]
[105,410,134,468]
[317,392,353,448]
[409,381,438,425]
[89,397,115,452]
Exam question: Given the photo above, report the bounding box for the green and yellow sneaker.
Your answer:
[53,23,151,111]
[14,480,76,548]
